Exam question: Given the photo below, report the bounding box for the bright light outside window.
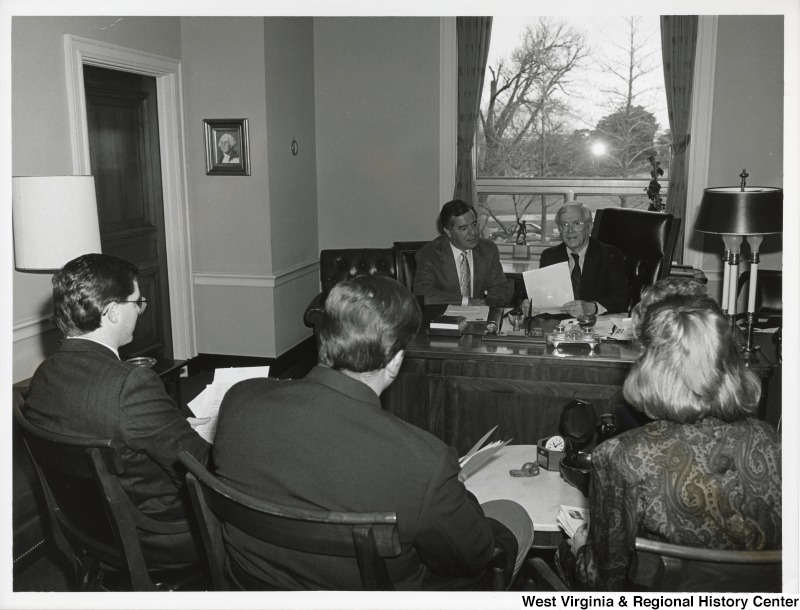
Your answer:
[476,15,670,244]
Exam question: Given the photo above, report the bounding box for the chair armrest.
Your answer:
[304,292,326,328]
[523,557,568,591]
[490,545,510,590]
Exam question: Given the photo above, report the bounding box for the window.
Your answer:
[476,16,670,245]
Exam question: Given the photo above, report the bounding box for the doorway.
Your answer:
[83,65,173,359]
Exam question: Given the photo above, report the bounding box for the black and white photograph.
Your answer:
[3,1,798,608]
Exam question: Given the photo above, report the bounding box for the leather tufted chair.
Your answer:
[393,241,429,290]
[591,208,681,308]
[303,249,399,329]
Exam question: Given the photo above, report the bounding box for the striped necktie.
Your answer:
[571,252,581,299]
[459,252,471,298]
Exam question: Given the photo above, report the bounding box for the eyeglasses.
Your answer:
[117,296,148,315]
[557,221,590,230]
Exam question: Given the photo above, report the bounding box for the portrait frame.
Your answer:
[203,118,250,176]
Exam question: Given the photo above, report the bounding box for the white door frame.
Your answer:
[64,34,197,359]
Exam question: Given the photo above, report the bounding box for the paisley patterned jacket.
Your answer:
[560,417,781,591]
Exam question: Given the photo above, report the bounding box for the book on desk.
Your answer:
[429,314,467,330]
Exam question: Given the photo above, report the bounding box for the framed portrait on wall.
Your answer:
[204,118,250,176]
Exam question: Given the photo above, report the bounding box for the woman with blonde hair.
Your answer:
[557,288,781,590]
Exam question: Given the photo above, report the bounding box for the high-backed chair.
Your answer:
[591,208,680,308]
[523,537,782,592]
[13,402,202,591]
[178,451,402,590]
[628,537,782,592]
[303,248,398,330]
[393,240,430,290]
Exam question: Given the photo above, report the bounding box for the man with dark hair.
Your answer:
[539,202,630,315]
[24,253,210,566]
[213,276,532,590]
[413,199,512,306]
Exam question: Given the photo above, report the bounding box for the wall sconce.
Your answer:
[694,170,782,357]
[12,176,102,271]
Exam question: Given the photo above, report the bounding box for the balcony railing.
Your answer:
[475,177,668,248]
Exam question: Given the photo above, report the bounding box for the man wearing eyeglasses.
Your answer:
[539,202,630,315]
[23,253,210,567]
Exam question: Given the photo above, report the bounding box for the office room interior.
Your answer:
[3,6,799,597]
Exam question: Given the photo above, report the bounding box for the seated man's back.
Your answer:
[23,254,209,567]
[212,276,527,590]
[214,369,501,590]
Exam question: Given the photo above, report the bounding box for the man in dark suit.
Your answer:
[213,276,532,590]
[539,202,631,315]
[413,199,512,306]
[24,253,210,567]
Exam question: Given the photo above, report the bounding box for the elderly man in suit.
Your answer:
[413,199,512,307]
[213,276,533,590]
[23,253,210,567]
[539,202,631,316]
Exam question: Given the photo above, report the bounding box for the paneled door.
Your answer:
[83,65,173,359]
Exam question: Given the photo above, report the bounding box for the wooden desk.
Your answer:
[465,445,588,549]
[381,320,641,456]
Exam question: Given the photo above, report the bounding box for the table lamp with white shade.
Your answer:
[694,170,783,358]
[12,176,102,271]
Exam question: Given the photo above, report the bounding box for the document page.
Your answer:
[444,305,490,321]
[188,366,270,442]
[522,262,574,313]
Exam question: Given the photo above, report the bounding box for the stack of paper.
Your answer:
[188,366,270,443]
[459,425,511,480]
[557,505,591,538]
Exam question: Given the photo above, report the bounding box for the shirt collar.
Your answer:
[448,241,473,263]
[66,336,120,359]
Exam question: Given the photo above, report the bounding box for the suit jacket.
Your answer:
[539,237,631,314]
[562,417,782,591]
[24,338,210,522]
[413,235,512,306]
[212,366,516,590]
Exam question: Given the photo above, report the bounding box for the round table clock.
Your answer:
[545,435,565,451]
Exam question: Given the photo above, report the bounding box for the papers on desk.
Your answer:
[558,505,591,538]
[187,366,270,443]
[591,315,634,341]
[459,425,511,480]
[444,305,490,321]
[522,262,574,314]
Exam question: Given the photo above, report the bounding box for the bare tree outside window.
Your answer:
[476,16,670,244]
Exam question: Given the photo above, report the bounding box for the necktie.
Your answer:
[571,252,581,299]
[459,252,471,298]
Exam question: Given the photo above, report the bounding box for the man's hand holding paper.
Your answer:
[522,262,574,314]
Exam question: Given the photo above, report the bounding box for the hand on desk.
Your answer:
[561,300,597,318]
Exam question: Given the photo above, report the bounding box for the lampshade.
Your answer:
[12,176,102,271]
[694,186,783,235]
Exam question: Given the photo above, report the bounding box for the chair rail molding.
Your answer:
[192,258,319,289]
[63,34,197,359]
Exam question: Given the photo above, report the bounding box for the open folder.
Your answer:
[459,425,511,480]
[522,262,574,314]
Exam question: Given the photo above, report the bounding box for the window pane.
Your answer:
[476,16,670,240]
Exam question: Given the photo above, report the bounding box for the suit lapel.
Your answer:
[438,237,461,292]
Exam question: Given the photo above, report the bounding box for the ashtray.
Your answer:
[126,356,157,368]
[576,314,597,328]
